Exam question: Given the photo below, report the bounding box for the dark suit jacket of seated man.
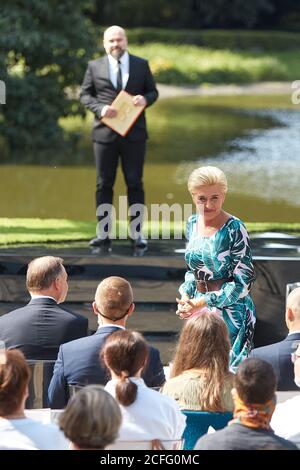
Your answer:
[250,287,300,391]
[48,276,165,409]
[0,256,88,360]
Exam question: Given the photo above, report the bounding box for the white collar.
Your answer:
[108,51,129,66]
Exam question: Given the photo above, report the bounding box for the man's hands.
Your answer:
[132,95,147,106]
[176,296,206,320]
[100,95,146,120]
[101,105,118,118]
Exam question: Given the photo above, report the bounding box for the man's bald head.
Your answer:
[103,25,126,41]
[286,287,300,331]
[103,25,127,59]
[95,276,133,321]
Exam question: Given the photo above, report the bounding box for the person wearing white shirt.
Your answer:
[0,349,67,450]
[271,343,300,447]
[102,329,186,447]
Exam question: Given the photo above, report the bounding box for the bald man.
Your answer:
[80,26,158,251]
[251,287,300,390]
[48,276,165,409]
[0,256,88,360]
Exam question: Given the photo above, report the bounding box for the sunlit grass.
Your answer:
[0,218,299,246]
[129,43,293,84]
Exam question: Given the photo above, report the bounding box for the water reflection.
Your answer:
[1,96,299,222]
[205,109,300,206]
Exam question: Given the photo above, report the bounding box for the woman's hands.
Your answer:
[176,296,206,320]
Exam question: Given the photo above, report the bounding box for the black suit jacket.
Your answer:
[250,332,300,391]
[80,54,158,143]
[0,298,88,360]
[48,325,165,409]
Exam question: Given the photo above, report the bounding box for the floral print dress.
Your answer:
[179,214,256,372]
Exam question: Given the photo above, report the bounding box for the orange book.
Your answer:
[101,90,146,137]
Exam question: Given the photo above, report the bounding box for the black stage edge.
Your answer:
[1,232,300,364]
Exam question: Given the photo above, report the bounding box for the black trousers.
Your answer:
[93,138,146,237]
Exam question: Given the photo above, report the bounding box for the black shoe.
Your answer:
[131,236,148,250]
[131,237,148,250]
[89,237,111,249]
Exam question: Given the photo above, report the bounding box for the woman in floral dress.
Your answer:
[177,166,256,371]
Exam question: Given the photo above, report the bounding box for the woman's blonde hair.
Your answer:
[170,313,231,412]
[188,166,228,194]
[59,385,122,449]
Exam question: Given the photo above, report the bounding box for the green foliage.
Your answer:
[130,43,289,85]
[0,0,96,158]
[94,0,274,29]
[127,28,300,51]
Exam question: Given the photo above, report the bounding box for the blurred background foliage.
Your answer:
[1,0,300,160]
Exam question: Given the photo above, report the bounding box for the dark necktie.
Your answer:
[116,60,122,92]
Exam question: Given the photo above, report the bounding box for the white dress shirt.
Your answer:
[107,51,129,90]
[0,418,68,450]
[271,395,300,441]
[105,377,186,441]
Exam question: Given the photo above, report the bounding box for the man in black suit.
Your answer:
[80,25,158,252]
[0,256,88,360]
[48,276,165,409]
[251,287,300,390]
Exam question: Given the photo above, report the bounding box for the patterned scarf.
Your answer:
[230,395,276,430]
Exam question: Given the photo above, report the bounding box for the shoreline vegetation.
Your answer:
[126,29,300,86]
[1,218,300,246]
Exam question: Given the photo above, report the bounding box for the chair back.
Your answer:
[107,439,184,450]
[26,360,56,409]
[182,410,233,450]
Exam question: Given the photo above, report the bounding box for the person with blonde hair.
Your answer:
[0,349,67,450]
[59,385,122,450]
[162,313,234,411]
[102,330,186,445]
[177,166,256,371]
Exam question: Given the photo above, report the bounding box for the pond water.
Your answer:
[1,94,299,222]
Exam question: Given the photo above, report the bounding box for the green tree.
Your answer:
[0,0,96,160]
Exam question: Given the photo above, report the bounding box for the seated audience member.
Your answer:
[195,358,298,450]
[161,313,234,411]
[102,330,186,443]
[0,256,88,360]
[271,343,300,447]
[59,385,122,450]
[48,277,165,409]
[0,349,67,450]
[250,287,300,390]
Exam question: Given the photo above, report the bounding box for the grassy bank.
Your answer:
[0,218,299,246]
[130,43,298,85]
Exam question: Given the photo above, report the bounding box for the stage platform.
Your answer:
[0,233,300,364]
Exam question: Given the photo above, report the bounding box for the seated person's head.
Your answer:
[0,349,30,417]
[286,287,300,331]
[234,358,277,405]
[59,385,122,450]
[171,312,231,377]
[101,330,149,406]
[93,276,134,323]
[26,256,68,303]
